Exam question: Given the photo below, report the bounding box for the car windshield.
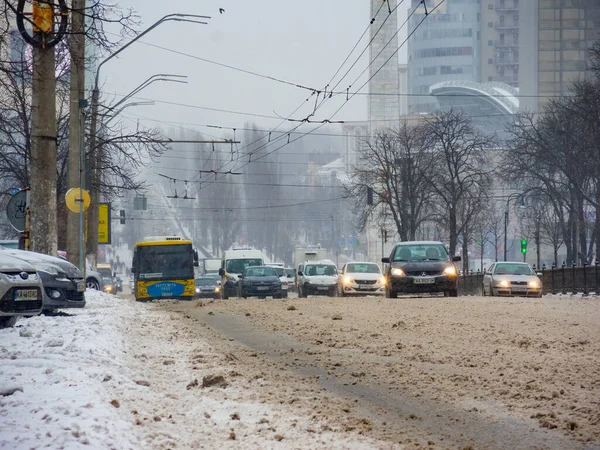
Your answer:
[346,263,380,274]
[285,269,295,277]
[268,267,285,277]
[98,268,112,278]
[494,263,535,276]
[195,278,217,286]
[304,264,337,276]
[226,258,263,274]
[245,267,276,277]
[392,244,449,262]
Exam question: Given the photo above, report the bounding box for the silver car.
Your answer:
[482,262,543,298]
[0,253,44,328]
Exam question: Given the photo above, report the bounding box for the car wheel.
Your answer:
[86,278,100,290]
[448,289,458,298]
[387,285,397,298]
[298,286,305,298]
[0,316,17,329]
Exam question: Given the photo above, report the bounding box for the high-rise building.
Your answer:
[407,0,481,114]
[523,0,600,113]
[481,0,521,87]
[368,0,400,131]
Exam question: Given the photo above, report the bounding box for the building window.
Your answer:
[488,58,494,64]
[488,22,493,27]
[488,3,493,9]
[488,40,493,46]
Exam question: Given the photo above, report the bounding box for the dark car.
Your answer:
[238,266,282,299]
[382,241,461,298]
[194,277,221,299]
[0,248,86,312]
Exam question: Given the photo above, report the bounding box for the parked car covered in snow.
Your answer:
[0,248,85,312]
[0,253,43,328]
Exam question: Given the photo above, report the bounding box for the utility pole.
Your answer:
[67,0,86,269]
[29,1,58,255]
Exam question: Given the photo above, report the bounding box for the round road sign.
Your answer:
[6,190,27,232]
[65,188,91,213]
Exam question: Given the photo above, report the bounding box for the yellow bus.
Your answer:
[131,236,199,302]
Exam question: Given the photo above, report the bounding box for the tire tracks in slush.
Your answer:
[184,307,594,450]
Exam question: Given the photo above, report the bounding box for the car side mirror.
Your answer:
[238,274,244,279]
[381,257,390,263]
[452,256,462,262]
[297,271,303,276]
[218,268,225,277]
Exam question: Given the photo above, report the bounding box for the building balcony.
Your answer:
[495,56,519,66]
[495,21,519,30]
[491,75,519,87]
[495,39,519,48]
[495,1,519,12]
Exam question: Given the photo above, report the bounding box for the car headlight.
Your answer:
[528,280,540,288]
[214,286,220,293]
[391,268,405,277]
[498,280,510,288]
[343,276,354,285]
[443,266,457,276]
[378,277,386,285]
[195,287,201,293]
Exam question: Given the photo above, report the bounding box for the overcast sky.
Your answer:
[100,1,408,138]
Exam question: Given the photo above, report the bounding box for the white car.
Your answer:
[0,253,44,328]
[482,262,543,298]
[338,262,386,296]
[297,260,338,297]
[266,264,289,298]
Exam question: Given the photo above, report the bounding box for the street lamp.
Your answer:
[86,13,210,267]
[504,193,526,261]
[106,74,187,112]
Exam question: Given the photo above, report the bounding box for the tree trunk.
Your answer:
[67,0,86,270]
[29,45,57,255]
[86,87,101,269]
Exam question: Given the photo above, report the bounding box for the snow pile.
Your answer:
[0,291,139,449]
[0,291,390,449]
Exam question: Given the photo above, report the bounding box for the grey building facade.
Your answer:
[407,0,482,114]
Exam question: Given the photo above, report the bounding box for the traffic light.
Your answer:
[367,187,374,205]
[119,210,125,225]
[521,239,527,254]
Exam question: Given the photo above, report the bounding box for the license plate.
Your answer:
[512,286,527,291]
[317,286,329,290]
[413,277,435,285]
[77,280,85,292]
[359,285,372,289]
[257,286,269,291]
[14,289,38,301]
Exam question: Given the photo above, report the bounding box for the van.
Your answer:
[218,248,264,299]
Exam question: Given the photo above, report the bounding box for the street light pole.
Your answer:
[504,193,525,262]
[86,13,209,268]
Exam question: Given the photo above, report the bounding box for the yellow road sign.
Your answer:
[65,188,91,213]
[98,202,111,244]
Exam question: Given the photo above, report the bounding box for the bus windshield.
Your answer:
[136,244,194,280]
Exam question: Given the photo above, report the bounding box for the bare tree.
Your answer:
[421,109,494,259]
[348,123,434,241]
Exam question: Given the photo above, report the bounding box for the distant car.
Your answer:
[297,260,338,298]
[266,264,289,298]
[482,262,542,298]
[102,277,117,295]
[0,253,44,328]
[238,266,282,299]
[194,277,221,299]
[338,262,385,296]
[382,241,461,298]
[285,268,296,292]
[0,248,86,312]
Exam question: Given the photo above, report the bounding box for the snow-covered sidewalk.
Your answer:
[0,292,391,449]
